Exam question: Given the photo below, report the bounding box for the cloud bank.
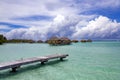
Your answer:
[5,15,120,40]
[0,0,120,40]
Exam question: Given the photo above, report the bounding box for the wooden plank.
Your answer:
[0,54,68,71]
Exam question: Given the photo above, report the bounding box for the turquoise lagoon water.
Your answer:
[0,42,120,80]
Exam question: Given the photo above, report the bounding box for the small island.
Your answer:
[47,36,71,45]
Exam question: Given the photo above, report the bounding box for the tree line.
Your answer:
[0,34,92,45]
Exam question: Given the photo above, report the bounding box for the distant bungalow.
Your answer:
[48,36,71,45]
[37,40,43,43]
[80,39,92,42]
[71,40,79,43]
[87,39,92,42]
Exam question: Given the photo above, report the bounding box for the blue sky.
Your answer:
[0,0,120,40]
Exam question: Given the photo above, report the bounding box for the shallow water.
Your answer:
[0,42,120,80]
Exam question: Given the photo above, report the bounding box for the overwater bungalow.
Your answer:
[60,37,71,45]
[27,40,36,43]
[87,39,92,42]
[37,40,43,43]
[80,39,87,42]
[80,39,92,42]
[71,40,79,43]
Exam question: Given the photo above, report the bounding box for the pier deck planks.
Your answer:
[0,54,68,71]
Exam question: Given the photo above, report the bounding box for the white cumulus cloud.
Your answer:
[0,0,120,40]
[5,15,120,40]
[72,16,120,39]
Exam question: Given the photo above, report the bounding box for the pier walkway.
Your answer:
[0,54,68,72]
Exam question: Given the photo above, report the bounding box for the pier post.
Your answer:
[11,67,17,72]
[11,66,20,72]
[60,57,63,61]
[41,61,45,65]
[41,60,48,65]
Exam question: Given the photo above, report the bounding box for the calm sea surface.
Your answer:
[0,42,120,80]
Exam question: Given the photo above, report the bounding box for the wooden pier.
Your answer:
[0,54,68,72]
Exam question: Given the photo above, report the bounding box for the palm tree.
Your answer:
[0,34,7,44]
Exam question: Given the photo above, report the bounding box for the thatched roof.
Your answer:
[49,36,59,40]
[87,39,92,42]
[37,40,43,43]
[72,40,79,43]
[80,39,92,42]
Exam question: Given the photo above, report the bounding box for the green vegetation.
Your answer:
[0,34,93,45]
[0,34,7,44]
[6,39,36,43]
[47,36,71,45]
[0,34,44,44]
